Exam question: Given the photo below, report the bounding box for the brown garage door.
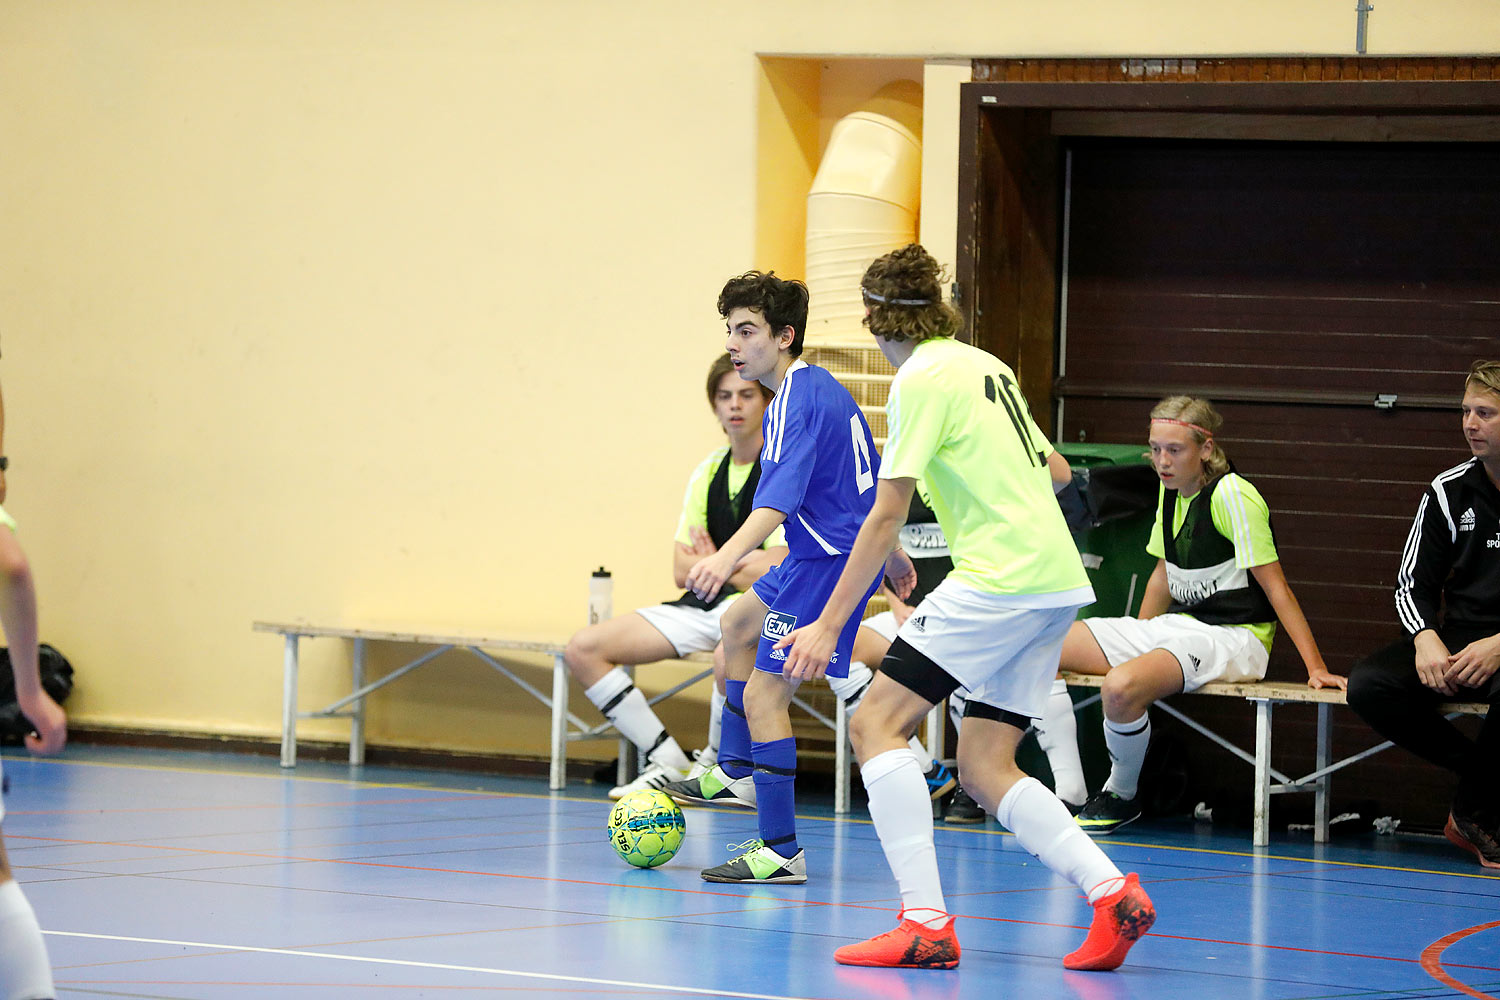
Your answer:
[1058,139,1500,823]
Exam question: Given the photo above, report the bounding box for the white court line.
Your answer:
[45,930,819,1000]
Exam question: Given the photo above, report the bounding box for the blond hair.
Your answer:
[1465,359,1500,401]
[1150,396,1230,481]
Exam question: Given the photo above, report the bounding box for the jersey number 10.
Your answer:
[984,373,1045,468]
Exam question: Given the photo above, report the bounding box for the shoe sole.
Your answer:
[834,953,958,969]
[610,775,682,800]
[668,793,756,809]
[1077,814,1140,835]
[1445,816,1500,869]
[943,812,986,825]
[701,872,806,884]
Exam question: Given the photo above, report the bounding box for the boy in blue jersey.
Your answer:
[661,271,915,884]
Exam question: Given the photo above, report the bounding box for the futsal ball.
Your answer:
[608,789,686,868]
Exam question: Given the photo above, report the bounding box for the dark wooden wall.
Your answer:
[957,60,1500,832]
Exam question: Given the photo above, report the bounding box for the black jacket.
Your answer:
[1395,458,1500,636]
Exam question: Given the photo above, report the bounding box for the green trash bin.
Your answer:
[1057,442,1159,620]
[1015,442,1159,803]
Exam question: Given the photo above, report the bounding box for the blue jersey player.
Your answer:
[662,271,915,884]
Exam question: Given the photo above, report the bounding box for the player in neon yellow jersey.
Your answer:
[776,244,1154,972]
[1057,395,1343,836]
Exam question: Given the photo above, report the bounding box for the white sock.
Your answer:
[0,879,54,1000]
[947,687,968,736]
[1034,678,1087,806]
[704,686,726,763]
[648,737,691,773]
[584,668,690,773]
[1102,712,1150,800]
[861,748,947,921]
[908,735,934,768]
[997,777,1124,904]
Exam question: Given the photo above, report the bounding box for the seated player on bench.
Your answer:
[564,353,786,797]
[1052,395,1343,834]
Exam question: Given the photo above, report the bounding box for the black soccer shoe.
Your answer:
[1076,790,1141,835]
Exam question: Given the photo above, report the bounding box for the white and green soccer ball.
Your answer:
[608,789,686,868]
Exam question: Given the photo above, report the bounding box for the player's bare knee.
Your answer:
[848,709,877,757]
[719,602,761,652]
[957,758,1021,812]
[1100,670,1151,721]
[563,631,608,684]
[742,677,782,726]
[956,774,995,813]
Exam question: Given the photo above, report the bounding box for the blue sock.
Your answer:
[718,680,752,780]
[752,737,799,858]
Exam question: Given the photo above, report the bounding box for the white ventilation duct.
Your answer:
[804,80,923,349]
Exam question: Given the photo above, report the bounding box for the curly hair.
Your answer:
[1465,359,1500,401]
[717,271,809,359]
[1149,396,1231,481]
[705,352,773,408]
[860,244,962,344]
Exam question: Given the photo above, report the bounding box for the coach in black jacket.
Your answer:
[1347,360,1500,869]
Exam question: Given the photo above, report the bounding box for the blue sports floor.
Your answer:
[2,745,1497,1000]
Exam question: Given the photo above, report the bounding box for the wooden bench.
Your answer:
[1059,671,1488,847]
[253,620,868,812]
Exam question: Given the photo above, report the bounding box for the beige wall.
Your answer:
[1,0,1493,759]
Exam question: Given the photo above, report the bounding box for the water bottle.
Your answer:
[589,567,613,626]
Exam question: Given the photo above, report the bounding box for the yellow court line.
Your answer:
[795,809,1500,882]
[1,753,573,801]
[11,753,1499,882]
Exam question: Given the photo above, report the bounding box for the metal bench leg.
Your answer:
[835,696,850,814]
[349,637,366,766]
[280,633,300,768]
[550,652,568,790]
[1253,700,1272,848]
[1314,702,1331,843]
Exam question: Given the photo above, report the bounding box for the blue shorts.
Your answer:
[750,553,882,679]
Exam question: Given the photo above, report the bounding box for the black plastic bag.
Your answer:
[0,644,74,744]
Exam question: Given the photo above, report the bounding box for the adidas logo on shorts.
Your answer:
[909,616,927,632]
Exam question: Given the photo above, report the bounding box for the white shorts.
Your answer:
[1082,613,1269,692]
[633,598,734,658]
[859,610,899,644]
[896,579,1082,721]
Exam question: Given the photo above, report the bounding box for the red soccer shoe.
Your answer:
[1063,873,1156,971]
[834,911,960,969]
